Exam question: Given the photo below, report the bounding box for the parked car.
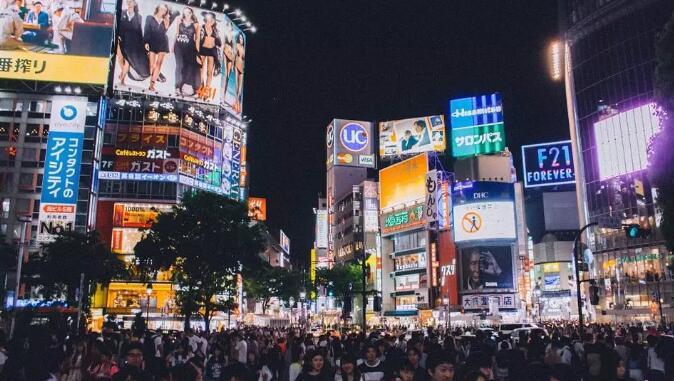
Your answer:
[498,323,537,335]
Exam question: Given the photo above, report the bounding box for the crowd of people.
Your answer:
[2,321,674,381]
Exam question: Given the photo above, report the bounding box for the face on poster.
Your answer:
[379,115,446,158]
[113,0,246,114]
[0,0,114,84]
[460,245,513,291]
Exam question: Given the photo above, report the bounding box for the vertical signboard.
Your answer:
[280,230,290,254]
[230,126,242,200]
[37,97,88,242]
[425,170,439,224]
[247,197,267,221]
[316,209,328,249]
[449,93,506,157]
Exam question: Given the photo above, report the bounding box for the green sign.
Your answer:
[451,122,506,157]
[382,205,424,234]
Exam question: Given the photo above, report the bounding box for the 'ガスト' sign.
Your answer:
[521,140,575,188]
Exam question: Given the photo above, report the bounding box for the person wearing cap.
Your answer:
[51,2,81,53]
[112,342,153,381]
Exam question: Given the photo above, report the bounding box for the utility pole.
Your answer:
[573,222,597,328]
[361,256,367,332]
[10,215,31,340]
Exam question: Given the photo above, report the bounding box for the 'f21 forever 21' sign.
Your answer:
[521,140,576,188]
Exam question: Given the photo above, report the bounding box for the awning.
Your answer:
[384,310,418,317]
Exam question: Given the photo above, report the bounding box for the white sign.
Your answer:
[315,210,328,249]
[452,201,516,242]
[425,170,439,224]
[280,230,290,254]
[364,210,379,233]
[461,293,516,310]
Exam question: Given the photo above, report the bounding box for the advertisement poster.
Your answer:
[113,0,246,115]
[280,229,290,254]
[379,115,446,158]
[379,153,428,211]
[0,0,114,84]
[247,197,267,221]
[112,203,173,229]
[521,140,575,188]
[452,201,516,242]
[460,245,513,291]
[449,93,506,157]
[37,97,87,242]
[327,119,375,168]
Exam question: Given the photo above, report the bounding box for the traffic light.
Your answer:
[625,224,650,239]
[373,295,381,312]
[327,281,334,297]
[589,285,600,305]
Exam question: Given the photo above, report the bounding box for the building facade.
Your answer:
[563,0,674,321]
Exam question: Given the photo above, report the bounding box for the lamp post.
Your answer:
[299,288,307,328]
[10,215,32,340]
[533,284,542,324]
[146,282,153,328]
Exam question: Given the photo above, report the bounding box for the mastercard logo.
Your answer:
[337,153,353,164]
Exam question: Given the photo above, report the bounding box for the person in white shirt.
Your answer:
[0,0,23,49]
[235,334,248,364]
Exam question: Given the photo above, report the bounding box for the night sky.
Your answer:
[243,0,569,265]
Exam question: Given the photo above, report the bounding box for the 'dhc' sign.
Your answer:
[521,140,576,188]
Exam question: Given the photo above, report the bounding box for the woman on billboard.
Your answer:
[144,4,171,92]
[233,32,245,112]
[117,0,149,85]
[221,21,236,102]
[197,12,222,101]
[173,7,201,96]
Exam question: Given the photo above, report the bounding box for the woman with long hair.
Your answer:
[86,341,119,381]
[221,21,236,99]
[117,0,149,85]
[61,340,87,381]
[233,32,246,112]
[198,12,222,101]
[144,3,171,91]
[173,6,201,96]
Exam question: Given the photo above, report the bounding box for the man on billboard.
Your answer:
[0,1,23,49]
[401,130,418,152]
[465,248,502,290]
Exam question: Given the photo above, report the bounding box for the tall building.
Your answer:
[562,0,674,321]
[0,0,252,329]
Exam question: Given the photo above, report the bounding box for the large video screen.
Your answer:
[379,153,428,211]
[594,103,660,180]
[0,0,114,84]
[379,115,446,158]
[452,201,516,242]
[449,93,506,157]
[460,245,513,291]
[113,0,246,115]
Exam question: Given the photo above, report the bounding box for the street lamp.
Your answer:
[299,288,307,328]
[146,282,153,328]
[10,215,32,340]
[533,284,542,324]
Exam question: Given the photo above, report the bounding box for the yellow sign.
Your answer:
[379,153,428,211]
[0,51,109,85]
[542,263,561,273]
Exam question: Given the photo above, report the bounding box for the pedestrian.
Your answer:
[296,350,332,381]
[334,354,360,381]
[358,345,385,381]
[289,344,304,381]
[205,344,227,381]
[112,342,153,381]
[425,354,456,381]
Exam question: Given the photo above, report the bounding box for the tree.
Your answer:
[25,230,128,304]
[315,263,361,300]
[650,10,674,251]
[245,266,303,314]
[134,191,265,331]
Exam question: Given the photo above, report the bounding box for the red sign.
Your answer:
[438,230,458,306]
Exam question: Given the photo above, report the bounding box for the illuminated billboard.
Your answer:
[449,93,506,157]
[381,204,424,236]
[280,230,290,254]
[521,140,575,188]
[460,245,514,291]
[379,115,446,158]
[452,181,516,243]
[113,0,246,116]
[247,197,267,221]
[315,209,328,249]
[0,0,114,84]
[379,153,428,212]
[594,103,660,180]
[326,119,375,168]
[113,203,173,229]
[37,97,88,242]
